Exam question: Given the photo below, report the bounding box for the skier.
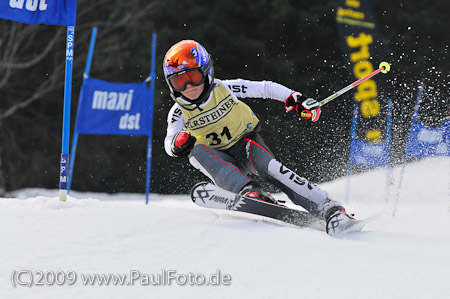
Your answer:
[163,40,354,231]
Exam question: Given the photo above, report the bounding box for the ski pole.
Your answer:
[319,61,391,107]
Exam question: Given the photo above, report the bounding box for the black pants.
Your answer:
[188,129,329,216]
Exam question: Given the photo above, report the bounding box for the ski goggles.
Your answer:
[168,68,206,92]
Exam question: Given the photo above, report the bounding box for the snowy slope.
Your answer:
[0,157,449,299]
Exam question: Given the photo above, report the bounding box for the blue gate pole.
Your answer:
[345,104,359,204]
[145,33,157,205]
[385,98,393,203]
[59,26,75,202]
[393,85,424,216]
[68,27,98,193]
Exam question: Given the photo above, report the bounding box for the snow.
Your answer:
[1,157,449,299]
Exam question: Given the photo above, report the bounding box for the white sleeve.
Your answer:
[221,78,295,102]
[164,104,186,156]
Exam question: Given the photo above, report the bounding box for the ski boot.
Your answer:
[320,198,345,221]
[239,183,279,205]
[321,198,357,235]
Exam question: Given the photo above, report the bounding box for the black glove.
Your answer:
[285,92,321,122]
[171,131,197,157]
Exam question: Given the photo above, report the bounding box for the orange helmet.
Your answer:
[163,40,214,110]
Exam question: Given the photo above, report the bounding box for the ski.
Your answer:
[325,211,369,236]
[191,182,324,229]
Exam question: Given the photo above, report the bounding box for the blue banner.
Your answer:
[0,0,76,26]
[405,120,450,158]
[348,98,392,168]
[75,78,153,136]
[349,139,390,167]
